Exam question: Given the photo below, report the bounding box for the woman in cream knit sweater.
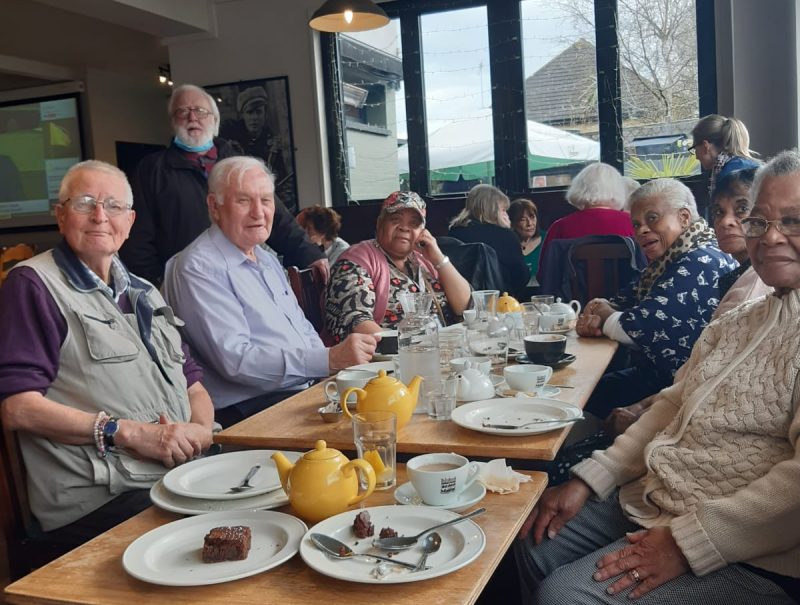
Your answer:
[516,150,800,603]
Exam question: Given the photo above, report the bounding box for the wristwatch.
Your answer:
[102,417,120,449]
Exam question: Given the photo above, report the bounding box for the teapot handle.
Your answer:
[570,300,582,315]
[341,388,366,419]
[345,459,377,505]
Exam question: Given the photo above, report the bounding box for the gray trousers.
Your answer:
[514,492,794,605]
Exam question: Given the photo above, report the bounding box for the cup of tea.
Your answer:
[538,313,569,333]
[325,369,377,405]
[523,334,567,364]
[407,452,480,505]
[503,364,553,394]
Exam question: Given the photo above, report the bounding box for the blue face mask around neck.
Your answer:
[173,136,213,153]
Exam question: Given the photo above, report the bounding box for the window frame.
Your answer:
[321,0,716,206]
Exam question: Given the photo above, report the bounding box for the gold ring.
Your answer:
[629,568,641,582]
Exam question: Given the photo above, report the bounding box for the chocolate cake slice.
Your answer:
[202,525,252,563]
[352,511,374,538]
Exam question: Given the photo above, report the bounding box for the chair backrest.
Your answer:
[0,422,37,578]
[436,237,505,292]
[287,266,325,334]
[0,244,35,285]
[568,238,645,306]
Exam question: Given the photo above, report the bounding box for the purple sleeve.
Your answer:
[0,267,66,401]
[180,342,203,387]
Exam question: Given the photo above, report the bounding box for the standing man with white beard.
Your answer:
[120,84,326,287]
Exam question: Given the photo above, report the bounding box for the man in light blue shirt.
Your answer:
[164,156,377,427]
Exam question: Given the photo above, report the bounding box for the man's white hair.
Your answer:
[58,160,133,207]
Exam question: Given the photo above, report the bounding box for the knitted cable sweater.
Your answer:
[573,288,800,578]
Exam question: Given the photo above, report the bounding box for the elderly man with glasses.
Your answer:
[0,160,215,561]
[120,84,326,287]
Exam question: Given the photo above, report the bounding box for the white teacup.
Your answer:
[324,369,377,405]
[503,364,553,394]
[539,313,569,333]
[407,452,481,506]
[450,356,492,375]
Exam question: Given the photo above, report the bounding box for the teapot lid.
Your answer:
[304,440,343,461]
[368,369,400,386]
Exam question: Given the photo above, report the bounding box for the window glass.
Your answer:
[417,6,492,195]
[521,1,600,188]
[616,0,700,178]
[341,20,405,201]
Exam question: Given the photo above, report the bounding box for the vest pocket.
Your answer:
[76,312,140,362]
[153,307,186,364]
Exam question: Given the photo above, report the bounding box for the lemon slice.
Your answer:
[363,449,386,475]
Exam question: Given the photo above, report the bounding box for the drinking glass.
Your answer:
[530,294,554,314]
[520,302,541,337]
[429,377,458,420]
[353,411,397,490]
[467,316,509,366]
[471,290,499,326]
[438,330,466,371]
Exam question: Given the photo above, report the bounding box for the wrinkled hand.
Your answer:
[605,397,653,436]
[329,333,378,371]
[310,258,330,285]
[117,415,212,469]
[593,527,690,598]
[576,313,604,337]
[518,478,591,544]
[414,229,445,266]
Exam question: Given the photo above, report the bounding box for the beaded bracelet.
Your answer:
[93,411,110,459]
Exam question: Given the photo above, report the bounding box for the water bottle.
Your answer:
[396,292,441,415]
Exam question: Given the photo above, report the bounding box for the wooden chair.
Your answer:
[0,244,35,286]
[568,240,644,306]
[287,266,326,335]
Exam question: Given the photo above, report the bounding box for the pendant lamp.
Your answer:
[309,0,389,33]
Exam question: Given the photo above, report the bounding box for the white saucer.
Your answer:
[495,383,561,399]
[394,481,486,512]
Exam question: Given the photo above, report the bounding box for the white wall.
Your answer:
[167,0,328,207]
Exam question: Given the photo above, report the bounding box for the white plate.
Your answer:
[451,398,582,436]
[123,510,307,586]
[347,361,395,374]
[394,481,486,513]
[538,327,572,335]
[300,505,485,584]
[162,450,283,501]
[494,383,562,399]
[150,451,301,515]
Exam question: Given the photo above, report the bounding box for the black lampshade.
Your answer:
[309,0,389,33]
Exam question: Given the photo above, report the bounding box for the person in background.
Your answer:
[119,84,325,287]
[164,157,376,428]
[538,163,634,272]
[576,178,736,417]
[0,160,214,558]
[297,205,350,264]
[449,184,528,298]
[516,150,800,605]
[326,191,471,342]
[690,114,760,199]
[509,198,545,289]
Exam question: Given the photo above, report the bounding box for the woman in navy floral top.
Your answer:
[577,178,737,418]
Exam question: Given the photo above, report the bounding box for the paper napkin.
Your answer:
[475,458,531,494]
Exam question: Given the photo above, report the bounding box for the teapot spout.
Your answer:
[271,451,293,492]
[407,375,424,410]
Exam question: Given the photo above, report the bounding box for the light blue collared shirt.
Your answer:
[163,224,329,409]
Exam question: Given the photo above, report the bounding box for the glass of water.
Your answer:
[429,377,458,420]
[352,411,397,490]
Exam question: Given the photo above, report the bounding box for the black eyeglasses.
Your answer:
[741,216,800,237]
[62,195,132,217]
[173,106,213,120]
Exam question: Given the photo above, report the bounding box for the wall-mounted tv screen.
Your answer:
[0,94,85,230]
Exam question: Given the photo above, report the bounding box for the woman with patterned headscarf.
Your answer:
[576,178,737,417]
[325,191,471,342]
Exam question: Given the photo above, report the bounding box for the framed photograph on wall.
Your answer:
[205,76,299,212]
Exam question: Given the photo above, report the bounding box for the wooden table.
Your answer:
[5,468,547,605]
[216,336,618,461]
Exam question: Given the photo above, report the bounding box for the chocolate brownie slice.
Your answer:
[202,525,252,563]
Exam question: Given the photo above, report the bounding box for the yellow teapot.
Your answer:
[496,292,521,313]
[272,440,376,523]
[342,370,422,429]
